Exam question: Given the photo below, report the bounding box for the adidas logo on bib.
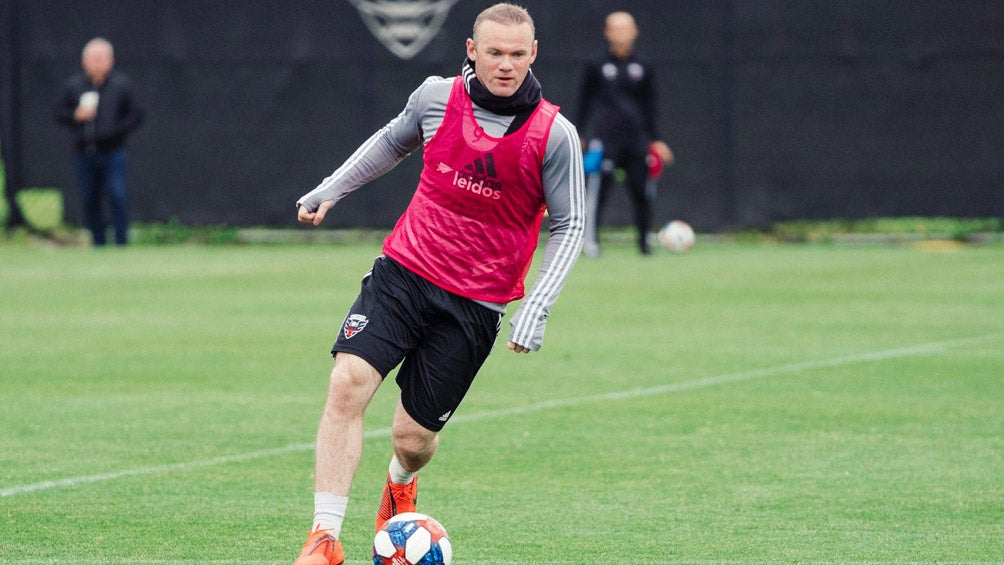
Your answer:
[440,154,503,200]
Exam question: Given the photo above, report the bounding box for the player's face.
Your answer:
[466,21,537,98]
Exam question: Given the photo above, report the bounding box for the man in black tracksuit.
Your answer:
[575,11,673,256]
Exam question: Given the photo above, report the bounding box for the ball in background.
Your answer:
[658,220,696,252]
[373,512,452,565]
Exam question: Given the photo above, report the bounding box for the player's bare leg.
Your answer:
[376,399,438,531]
[316,353,383,495]
[296,353,382,565]
[392,398,439,471]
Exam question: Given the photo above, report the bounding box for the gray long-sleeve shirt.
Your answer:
[298,75,584,351]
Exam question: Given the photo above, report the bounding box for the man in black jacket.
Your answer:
[575,11,673,256]
[56,38,143,246]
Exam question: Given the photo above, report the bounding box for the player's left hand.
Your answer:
[507,341,531,354]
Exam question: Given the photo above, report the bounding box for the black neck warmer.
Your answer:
[461,58,541,116]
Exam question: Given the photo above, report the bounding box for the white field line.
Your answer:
[2,332,1001,500]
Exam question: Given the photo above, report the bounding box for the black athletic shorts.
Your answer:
[332,256,503,432]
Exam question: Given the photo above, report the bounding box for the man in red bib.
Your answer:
[292,4,584,564]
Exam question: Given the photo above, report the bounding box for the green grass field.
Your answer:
[1,239,1002,564]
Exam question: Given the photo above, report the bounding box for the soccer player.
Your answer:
[292,4,584,564]
[575,11,673,257]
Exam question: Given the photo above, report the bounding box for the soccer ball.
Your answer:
[658,220,696,253]
[373,512,452,565]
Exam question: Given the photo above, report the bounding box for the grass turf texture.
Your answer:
[1,240,1002,564]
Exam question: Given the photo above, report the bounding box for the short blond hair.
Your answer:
[472,3,535,42]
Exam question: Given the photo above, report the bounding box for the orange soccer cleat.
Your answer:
[293,527,344,565]
[375,473,418,532]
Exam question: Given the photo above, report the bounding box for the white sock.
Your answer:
[388,455,418,485]
[313,492,348,538]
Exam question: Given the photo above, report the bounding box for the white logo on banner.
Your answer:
[348,0,459,60]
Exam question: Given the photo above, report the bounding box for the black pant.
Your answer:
[586,138,652,254]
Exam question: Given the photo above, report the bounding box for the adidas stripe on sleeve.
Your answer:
[508,112,585,351]
[296,76,446,212]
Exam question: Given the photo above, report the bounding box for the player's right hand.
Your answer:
[298,200,334,226]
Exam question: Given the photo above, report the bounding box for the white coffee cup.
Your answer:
[79,91,99,110]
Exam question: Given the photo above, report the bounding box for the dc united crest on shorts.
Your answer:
[343,314,369,339]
